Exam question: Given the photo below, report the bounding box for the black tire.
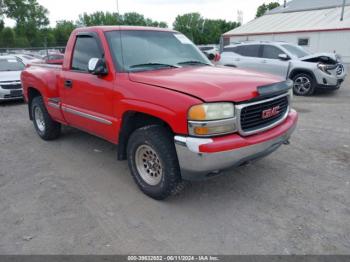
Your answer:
[292,73,316,96]
[31,96,61,140]
[127,125,183,200]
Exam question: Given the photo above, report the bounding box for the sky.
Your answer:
[4,0,283,27]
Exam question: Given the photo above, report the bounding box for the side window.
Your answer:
[239,45,260,57]
[52,55,62,60]
[223,47,239,53]
[71,36,103,72]
[261,45,284,59]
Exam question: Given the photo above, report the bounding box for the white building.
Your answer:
[223,0,350,63]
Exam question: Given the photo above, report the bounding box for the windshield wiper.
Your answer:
[129,63,180,71]
[177,60,211,66]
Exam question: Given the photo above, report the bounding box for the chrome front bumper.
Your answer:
[174,116,297,181]
[315,65,347,87]
[0,85,23,101]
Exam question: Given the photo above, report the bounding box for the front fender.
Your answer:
[117,98,186,135]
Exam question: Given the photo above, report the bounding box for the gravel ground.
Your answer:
[0,73,349,255]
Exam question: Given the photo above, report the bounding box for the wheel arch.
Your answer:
[289,68,316,81]
[117,111,174,160]
[27,87,42,120]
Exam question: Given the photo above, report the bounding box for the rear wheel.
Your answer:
[127,125,183,200]
[31,96,61,140]
[292,73,316,96]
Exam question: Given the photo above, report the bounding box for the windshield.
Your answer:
[282,44,310,58]
[0,58,25,71]
[106,30,211,72]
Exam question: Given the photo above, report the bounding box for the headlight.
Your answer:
[288,85,294,99]
[188,103,234,121]
[188,103,236,137]
[318,63,332,75]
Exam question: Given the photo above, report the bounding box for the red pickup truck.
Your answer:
[21,26,298,200]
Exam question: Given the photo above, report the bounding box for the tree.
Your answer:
[53,20,76,46]
[0,27,15,47]
[77,11,122,26]
[3,0,49,28]
[173,13,240,44]
[77,11,167,28]
[173,13,203,43]
[0,0,5,25]
[256,2,280,18]
[1,0,50,47]
[14,35,30,47]
[0,20,4,32]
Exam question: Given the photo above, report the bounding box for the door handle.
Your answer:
[261,60,268,64]
[64,80,73,88]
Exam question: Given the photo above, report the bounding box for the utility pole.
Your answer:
[237,10,243,25]
[340,0,346,21]
[44,36,48,57]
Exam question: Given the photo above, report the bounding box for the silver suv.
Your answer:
[218,41,347,96]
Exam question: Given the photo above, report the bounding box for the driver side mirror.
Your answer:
[207,53,215,60]
[278,54,290,61]
[88,58,108,76]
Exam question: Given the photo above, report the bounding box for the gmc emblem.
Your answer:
[262,106,280,119]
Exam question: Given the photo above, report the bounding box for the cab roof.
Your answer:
[74,26,176,33]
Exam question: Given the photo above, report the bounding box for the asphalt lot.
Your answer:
[0,73,349,255]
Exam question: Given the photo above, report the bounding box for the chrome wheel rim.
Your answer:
[135,145,163,186]
[294,76,311,94]
[34,106,45,132]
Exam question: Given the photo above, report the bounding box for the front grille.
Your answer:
[336,64,344,76]
[0,83,22,90]
[239,95,289,134]
[4,90,23,98]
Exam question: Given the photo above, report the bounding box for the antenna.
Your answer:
[340,0,346,21]
[237,10,243,24]
[116,0,120,14]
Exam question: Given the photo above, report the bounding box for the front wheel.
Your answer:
[127,125,183,200]
[292,73,316,96]
[31,96,61,140]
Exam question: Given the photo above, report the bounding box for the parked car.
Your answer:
[198,45,220,61]
[0,56,25,101]
[43,54,64,65]
[14,54,43,65]
[218,41,347,96]
[21,26,298,200]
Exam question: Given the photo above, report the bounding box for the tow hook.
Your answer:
[284,140,290,145]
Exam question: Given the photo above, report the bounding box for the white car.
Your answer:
[218,41,347,96]
[0,56,25,101]
[14,54,43,65]
[198,45,219,60]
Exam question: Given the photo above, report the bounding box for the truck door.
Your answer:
[60,33,117,142]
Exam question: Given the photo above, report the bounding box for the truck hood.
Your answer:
[300,53,338,64]
[0,71,21,82]
[129,66,282,102]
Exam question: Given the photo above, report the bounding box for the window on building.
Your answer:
[298,38,309,46]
